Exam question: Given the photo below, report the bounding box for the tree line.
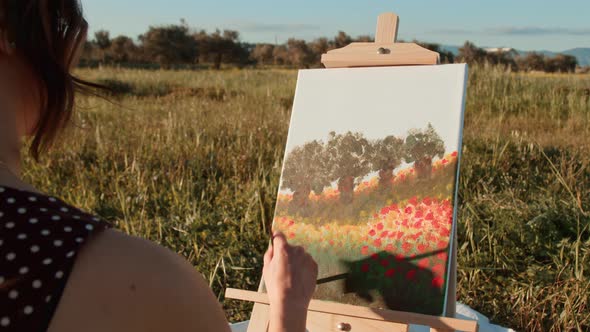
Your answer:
[282,124,446,207]
[81,22,579,73]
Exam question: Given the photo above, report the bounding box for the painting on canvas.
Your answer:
[271,64,468,315]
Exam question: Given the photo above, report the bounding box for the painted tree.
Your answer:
[326,132,372,204]
[281,140,330,208]
[369,136,405,189]
[405,124,445,179]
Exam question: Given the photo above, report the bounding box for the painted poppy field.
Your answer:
[273,152,459,314]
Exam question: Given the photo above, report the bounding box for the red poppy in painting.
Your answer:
[380,259,389,267]
[418,258,430,269]
[395,254,405,262]
[373,213,379,219]
[376,222,384,230]
[451,151,458,157]
[402,242,412,252]
[361,245,370,255]
[432,276,444,288]
[415,210,424,218]
[437,240,447,249]
[385,244,394,252]
[361,263,370,273]
[423,197,432,206]
[417,244,427,253]
[381,231,389,238]
[440,228,450,237]
[380,207,389,215]
[405,206,413,214]
[371,253,379,260]
[373,238,383,248]
[408,196,418,206]
[406,270,417,281]
[369,229,376,237]
[425,213,434,221]
[437,252,448,261]
[441,159,448,165]
[385,268,395,277]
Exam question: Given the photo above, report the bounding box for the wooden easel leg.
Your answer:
[445,234,458,317]
[247,303,270,332]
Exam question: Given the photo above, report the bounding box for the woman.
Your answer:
[0,1,318,331]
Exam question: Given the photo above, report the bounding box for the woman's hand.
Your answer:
[263,232,318,332]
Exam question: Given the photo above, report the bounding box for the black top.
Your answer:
[0,186,110,331]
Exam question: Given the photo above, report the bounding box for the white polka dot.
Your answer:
[32,280,42,288]
[0,212,3,218]
[29,218,38,224]
[66,251,75,258]
[23,306,33,315]
[75,237,84,243]
[49,197,57,202]
[5,222,14,229]
[60,207,69,212]
[6,197,15,204]
[64,226,72,232]
[6,252,16,261]
[55,271,64,279]
[30,245,40,253]
[92,217,100,222]
[1,317,9,327]
[85,224,94,231]
[73,215,81,220]
[0,187,4,193]
[0,239,3,246]
[17,208,26,214]
[17,233,27,240]
[19,267,29,275]
[45,295,52,303]
[40,208,48,212]
[28,196,37,202]
[8,290,18,299]
[42,258,52,265]
[53,240,63,247]
[51,215,61,221]
[0,276,4,285]
[41,230,50,236]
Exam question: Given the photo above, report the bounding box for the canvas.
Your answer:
[272,63,468,316]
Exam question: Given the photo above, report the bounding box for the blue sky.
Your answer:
[83,0,589,51]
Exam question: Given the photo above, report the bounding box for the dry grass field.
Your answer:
[22,65,590,331]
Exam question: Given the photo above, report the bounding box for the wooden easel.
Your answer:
[226,12,476,332]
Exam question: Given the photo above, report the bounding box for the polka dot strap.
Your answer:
[0,186,110,331]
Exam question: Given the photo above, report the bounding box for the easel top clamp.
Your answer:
[226,12,477,332]
[321,12,440,68]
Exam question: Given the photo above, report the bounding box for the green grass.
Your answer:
[22,65,589,331]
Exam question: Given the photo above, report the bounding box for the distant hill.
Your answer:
[440,45,590,66]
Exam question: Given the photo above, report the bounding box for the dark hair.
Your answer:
[3,0,104,159]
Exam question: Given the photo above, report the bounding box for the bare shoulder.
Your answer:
[48,229,231,332]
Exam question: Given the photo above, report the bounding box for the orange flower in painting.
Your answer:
[361,245,370,255]
[373,238,383,248]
